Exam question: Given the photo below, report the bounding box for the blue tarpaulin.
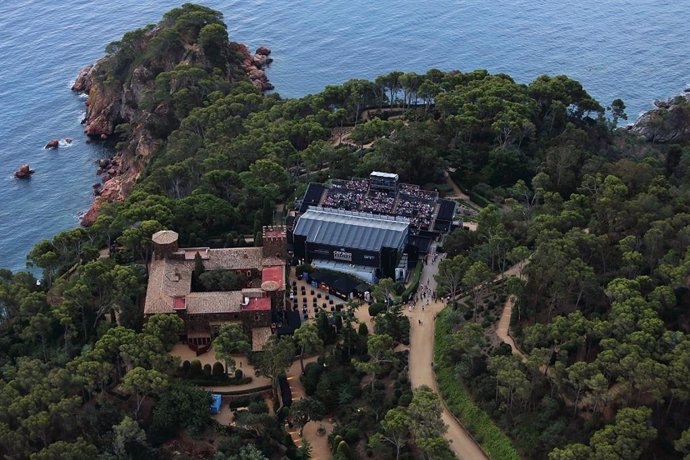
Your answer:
[210,393,222,414]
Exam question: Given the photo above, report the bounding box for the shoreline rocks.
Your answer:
[71,65,93,92]
[15,164,34,179]
[237,45,274,91]
[628,93,690,143]
[70,22,274,226]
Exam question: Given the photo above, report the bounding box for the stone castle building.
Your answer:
[143,226,287,351]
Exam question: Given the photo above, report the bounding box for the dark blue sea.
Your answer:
[0,0,688,271]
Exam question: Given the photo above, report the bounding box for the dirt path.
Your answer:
[496,296,527,362]
[444,170,470,201]
[353,249,487,459]
[406,300,488,460]
[407,248,488,459]
[494,260,528,361]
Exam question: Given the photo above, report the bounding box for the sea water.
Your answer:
[0,0,688,271]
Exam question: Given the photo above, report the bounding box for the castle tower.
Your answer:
[262,226,287,260]
[151,230,179,260]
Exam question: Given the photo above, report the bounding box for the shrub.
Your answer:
[358,322,369,336]
[401,261,422,301]
[190,359,202,376]
[368,303,386,317]
[235,368,243,379]
[203,364,212,376]
[248,400,268,414]
[435,308,520,460]
[342,427,360,445]
[301,362,324,396]
[228,397,251,409]
[181,360,191,376]
[213,361,225,376]
[331,435,344,453]
[398,391,413,407]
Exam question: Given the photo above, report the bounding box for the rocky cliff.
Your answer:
[72,5,273,225]
[628,91,690,143]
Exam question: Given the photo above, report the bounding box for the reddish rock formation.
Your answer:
[44,139,59,149]
[80,204,100,226]
[252,53,269,67]
[72,19,274,226]
[15,164,34,179]
[235,44,274,91]
[71,65,93,92]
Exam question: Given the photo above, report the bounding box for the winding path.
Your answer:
[403,246,488,460]
[354,247,488,459]
[406,299,488,460]
[495,261,528,361]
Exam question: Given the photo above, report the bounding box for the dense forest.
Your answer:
[2,3,690,459]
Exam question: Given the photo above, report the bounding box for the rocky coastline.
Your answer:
[238,44,274,91]
[72,36,273,226]
[627,91,690,143]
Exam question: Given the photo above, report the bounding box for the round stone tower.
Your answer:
[152,230,179,259]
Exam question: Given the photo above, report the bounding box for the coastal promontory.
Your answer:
[72,4,272,225]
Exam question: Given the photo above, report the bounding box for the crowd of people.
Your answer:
[322,185,366,210]
[362,190,396,214]
[396,193,436,229]
[320,178,439,229]
[398,183,437,200]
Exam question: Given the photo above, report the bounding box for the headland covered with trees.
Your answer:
[1,3,690,459]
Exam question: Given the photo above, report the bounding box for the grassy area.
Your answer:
[434,308,520,460]
[456,198,482,213]
[401,260,423,301]
[468,191,492,207]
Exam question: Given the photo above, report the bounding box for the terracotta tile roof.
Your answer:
[261,256,284,267]
[144,258,193,314]
[205,247,263,271]
[152,230,179,245]
[261,265,285,291]
[242,297,271,311]
[242,288,265,297]
[144,242,285,317]
[185,291,244,315]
